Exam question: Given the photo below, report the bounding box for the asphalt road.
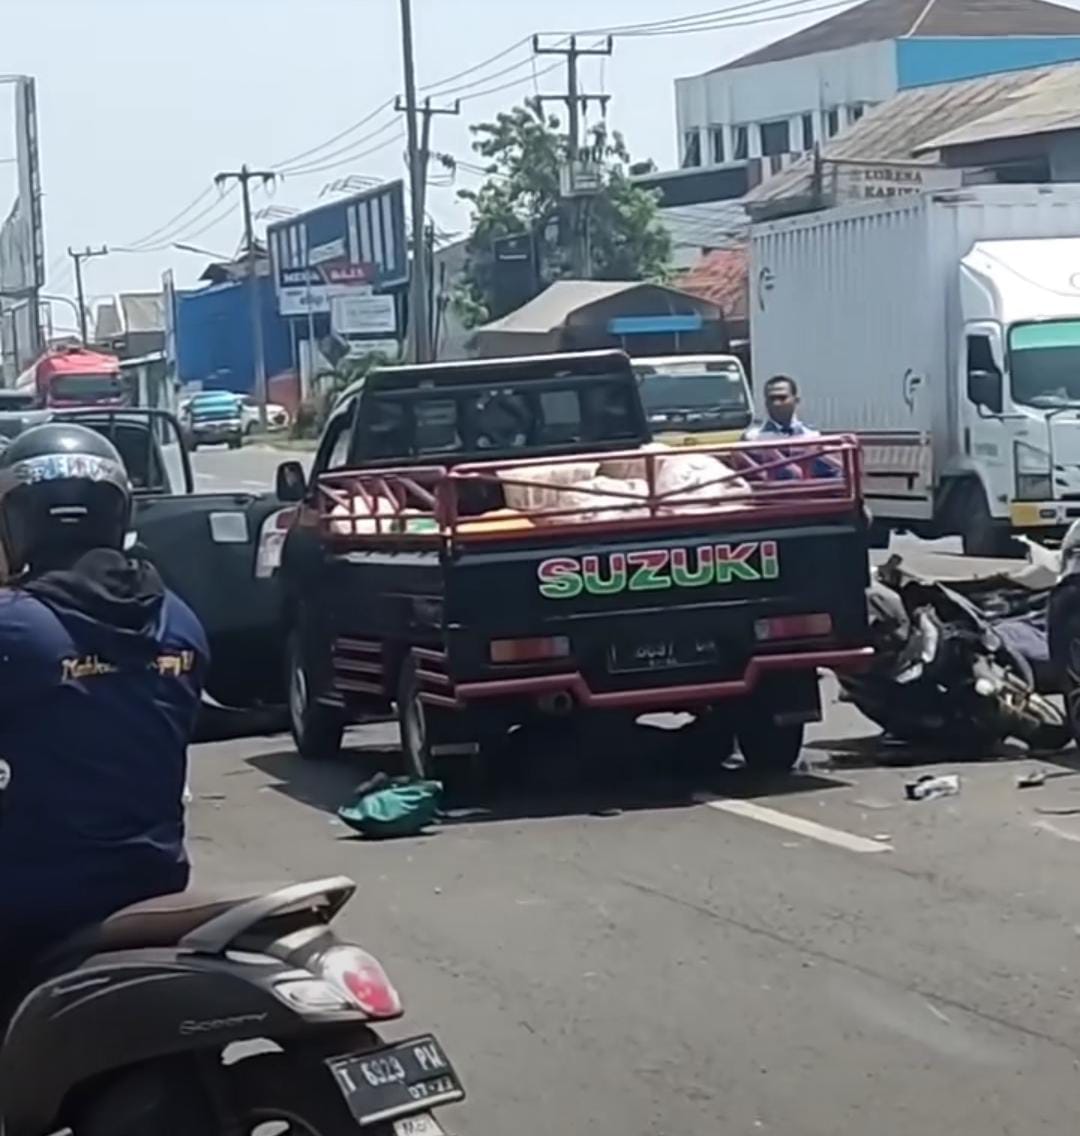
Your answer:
[185,449,1080,1136]
[190,438,309,495]
[189,696,1080,1136]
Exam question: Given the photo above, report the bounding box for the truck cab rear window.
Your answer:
[355,377,639,461]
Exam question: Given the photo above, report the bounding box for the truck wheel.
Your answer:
[958,482,1013,558]
[736,714,804,774]
[287,629,344,761]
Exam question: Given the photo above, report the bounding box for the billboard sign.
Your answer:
[268,180,407,317]
[0,77,44,297]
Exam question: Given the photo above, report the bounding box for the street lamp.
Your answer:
[173,242,232,260]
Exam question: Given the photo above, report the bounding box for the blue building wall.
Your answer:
[896,36,1080,88]
[175,277,292,392]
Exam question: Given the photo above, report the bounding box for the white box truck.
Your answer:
[751,185,1080,555]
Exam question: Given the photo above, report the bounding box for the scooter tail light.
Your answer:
[319,945,403,1020]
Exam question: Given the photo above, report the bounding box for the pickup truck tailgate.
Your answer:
[443,520,868,694]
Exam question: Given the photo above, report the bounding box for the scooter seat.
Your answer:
[92,888,264,951]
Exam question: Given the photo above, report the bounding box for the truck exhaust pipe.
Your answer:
[537,691,574,717]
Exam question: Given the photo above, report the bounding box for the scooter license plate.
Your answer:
[326,1035,464,1127]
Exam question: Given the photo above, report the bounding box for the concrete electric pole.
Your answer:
[398,0,461,363]
[67,245,108,343]
[533,36,613,279]
[395,93,459,362]
[214,165,276,429]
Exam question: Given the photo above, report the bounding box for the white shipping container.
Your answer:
[751,185,1080,527]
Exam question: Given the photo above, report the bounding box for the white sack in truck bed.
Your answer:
[498,448,749,524]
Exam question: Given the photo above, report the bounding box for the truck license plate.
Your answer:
[608,635,720,674]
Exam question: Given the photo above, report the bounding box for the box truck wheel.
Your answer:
[957,482,1011,558]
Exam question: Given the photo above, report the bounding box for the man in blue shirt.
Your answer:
[0,423,208,999]
[742,374,839,480]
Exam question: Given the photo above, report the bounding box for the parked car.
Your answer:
[181,390,244,450]
[241,395,290,435]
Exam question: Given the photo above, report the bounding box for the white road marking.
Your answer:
[701,797,894,854]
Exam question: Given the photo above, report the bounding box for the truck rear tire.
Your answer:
[736,715,805,774]
[287,629,344,761]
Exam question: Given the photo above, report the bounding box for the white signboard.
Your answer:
[332,293,397,336]
[833,162,962,203]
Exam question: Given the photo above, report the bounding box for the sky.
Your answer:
[1,0,872,329]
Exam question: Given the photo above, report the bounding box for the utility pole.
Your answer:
[533,35,613,279]
[214,165,275,429]
[395,92,460,362]
[67,245,108,343]
[397,0,460,364]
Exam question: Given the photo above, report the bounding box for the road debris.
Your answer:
[1017,768,1047,789]
[905,773,960,801]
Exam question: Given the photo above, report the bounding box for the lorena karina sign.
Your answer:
[537,541,779,600]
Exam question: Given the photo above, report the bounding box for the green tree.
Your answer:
[452,101,671,328]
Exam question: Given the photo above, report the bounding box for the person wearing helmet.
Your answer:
[0,423,208,995]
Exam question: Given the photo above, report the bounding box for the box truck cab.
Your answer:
[631,354,752,446]
[751,186,1080,556]
[960,239,1080,541]
[15,345,126,410]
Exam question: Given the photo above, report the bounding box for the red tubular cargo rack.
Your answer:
[315,434,864,546]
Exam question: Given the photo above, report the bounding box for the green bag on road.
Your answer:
[338,775,443,838]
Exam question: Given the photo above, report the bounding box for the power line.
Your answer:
[120,183,219,250]
[574,0,857,37]
[277,116,402,176]
[459,59,563,103]
[272,97,397,171]
[275,130,406,180]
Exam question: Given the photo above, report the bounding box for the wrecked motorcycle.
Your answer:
[839,555,1069,751]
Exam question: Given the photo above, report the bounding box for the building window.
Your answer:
[682,129,701,168]
[801,112,815,151]
[825,108,840,138]
[733,124,749,161]
[709,126,725,164]
[848,103,865,124]
[759,119,791,157]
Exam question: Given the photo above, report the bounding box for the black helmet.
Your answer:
[0,422,132,572]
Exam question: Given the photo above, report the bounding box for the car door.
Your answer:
[280,398,359,691]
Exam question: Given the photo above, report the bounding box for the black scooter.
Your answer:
[0,868,465,1135]
[839,555,1069,752]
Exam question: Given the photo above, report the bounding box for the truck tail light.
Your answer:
[255,507,296,578]
[755,613,833,642]
[490,636,571,664]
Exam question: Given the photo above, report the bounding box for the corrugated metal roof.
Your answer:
[915,61,1080,151]
[660,201,750,253]
[743,64,1056,208]
[718,0,1080,72]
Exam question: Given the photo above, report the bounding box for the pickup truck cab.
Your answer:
[633,354,752,446]
[276,350,871,777]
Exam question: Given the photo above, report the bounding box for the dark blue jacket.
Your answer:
[0,549,208,933]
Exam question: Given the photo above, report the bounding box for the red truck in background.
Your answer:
[14,345,126,409]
